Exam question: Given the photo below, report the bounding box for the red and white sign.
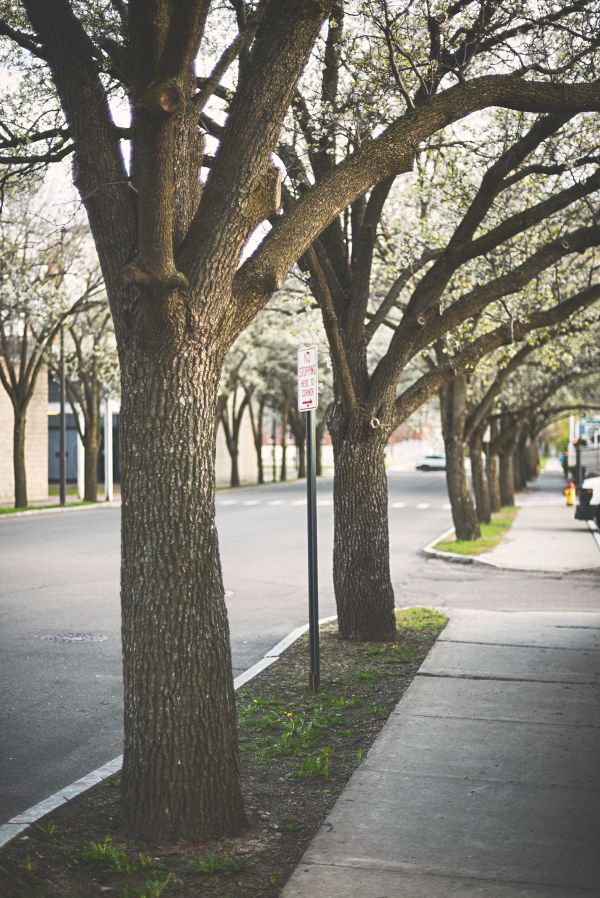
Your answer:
[297,346,318,411]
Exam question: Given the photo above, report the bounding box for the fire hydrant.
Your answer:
[564,479,576,507]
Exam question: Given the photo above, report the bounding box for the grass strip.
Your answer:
[434,506,518,556]
[0,607,446,898]
[0,502,95,516]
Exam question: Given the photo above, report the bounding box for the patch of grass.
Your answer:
[189,852,247,876]
[293,745,333,778]
[76,836,134,874]
[396,607,448,631]
[0,501,95,515]
[119,873,173,898]
[32,819,58,843]
[356,670,378,683]
[48,485,79,497]
[433,507,518,556]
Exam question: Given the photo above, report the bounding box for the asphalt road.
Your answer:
[1,471,599,823]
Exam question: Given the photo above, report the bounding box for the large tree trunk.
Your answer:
[296,435,306,478]
[440,379,480,541]
[280,404,288,482]
[514,430,528,491]
[229,440,240,488]
[13,410,27,508]
[499,451,515,507]
[83,408,100,501]
[469,435,491,524]
[330,417,396,642]
[488,420,502,512]
[445,436,481,540]
[120,342,244,842]
[315,419,326,477]
[255,398,265,485]
[488,451,502,513]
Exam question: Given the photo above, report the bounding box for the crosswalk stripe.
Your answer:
[220,499,237,505]
[243,500,259,506]
[391,502,405,508]
[416,503,430,509]
[267,500,284,506]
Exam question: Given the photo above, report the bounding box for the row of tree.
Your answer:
[1,0,600,844]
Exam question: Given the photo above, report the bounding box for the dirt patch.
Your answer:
[0,608,446,898]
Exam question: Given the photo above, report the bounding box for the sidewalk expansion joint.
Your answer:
[438,638,600,653]
[417,671,599,686]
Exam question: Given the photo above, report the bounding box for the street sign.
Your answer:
[297,346,318,411]
[297,345,320,693]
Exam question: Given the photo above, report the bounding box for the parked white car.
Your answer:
[416,454,446,471]
[575,475,600,527]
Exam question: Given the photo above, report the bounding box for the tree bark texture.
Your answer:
[83,400,101,502]
[13,412,28,508]
[330,421,396,642]
[499,451,515,507]
[488,451,502,513]
[469,437,491,525]
[296,436,306,479]
[279,404,288,482]
[120,340,244,841]
[84,431,100,502]
[440,379,481,541]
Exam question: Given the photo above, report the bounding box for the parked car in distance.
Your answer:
[575,475,600,527]
[416,454,446,471]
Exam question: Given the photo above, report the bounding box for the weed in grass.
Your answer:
[293,745,333,778]
[137,852,163,871]
[119,873,173,898]
[326,694,359,709]
[32,819,58,842]
[357,670,378,683]
[247,874,278,893]
[279,821,304,832]
[355,748,365,763]
[77,836,133,874]
[189,851,247,876]
[18,855,37,875]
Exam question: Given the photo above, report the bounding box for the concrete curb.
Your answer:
[0,614,338,850]
[0,502,121,520]
[588,520,600,551]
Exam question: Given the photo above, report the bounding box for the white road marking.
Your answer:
[416,503,430,509]
[443,503,451,510]
[292,499,307,506]
[317,499,332,506]
[267,500,284,506]
[391,502,406,508]
[243,500,259,506]
[219,499,237,505]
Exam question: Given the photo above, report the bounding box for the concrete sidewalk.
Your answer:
[484,463,600,572]
[282,468,600,898]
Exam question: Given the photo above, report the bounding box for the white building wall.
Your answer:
[0,364,48,504]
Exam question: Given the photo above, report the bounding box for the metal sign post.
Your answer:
[298,346,320,692]
[59,323,67,507]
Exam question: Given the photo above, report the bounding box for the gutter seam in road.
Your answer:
[0,615,338,849]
